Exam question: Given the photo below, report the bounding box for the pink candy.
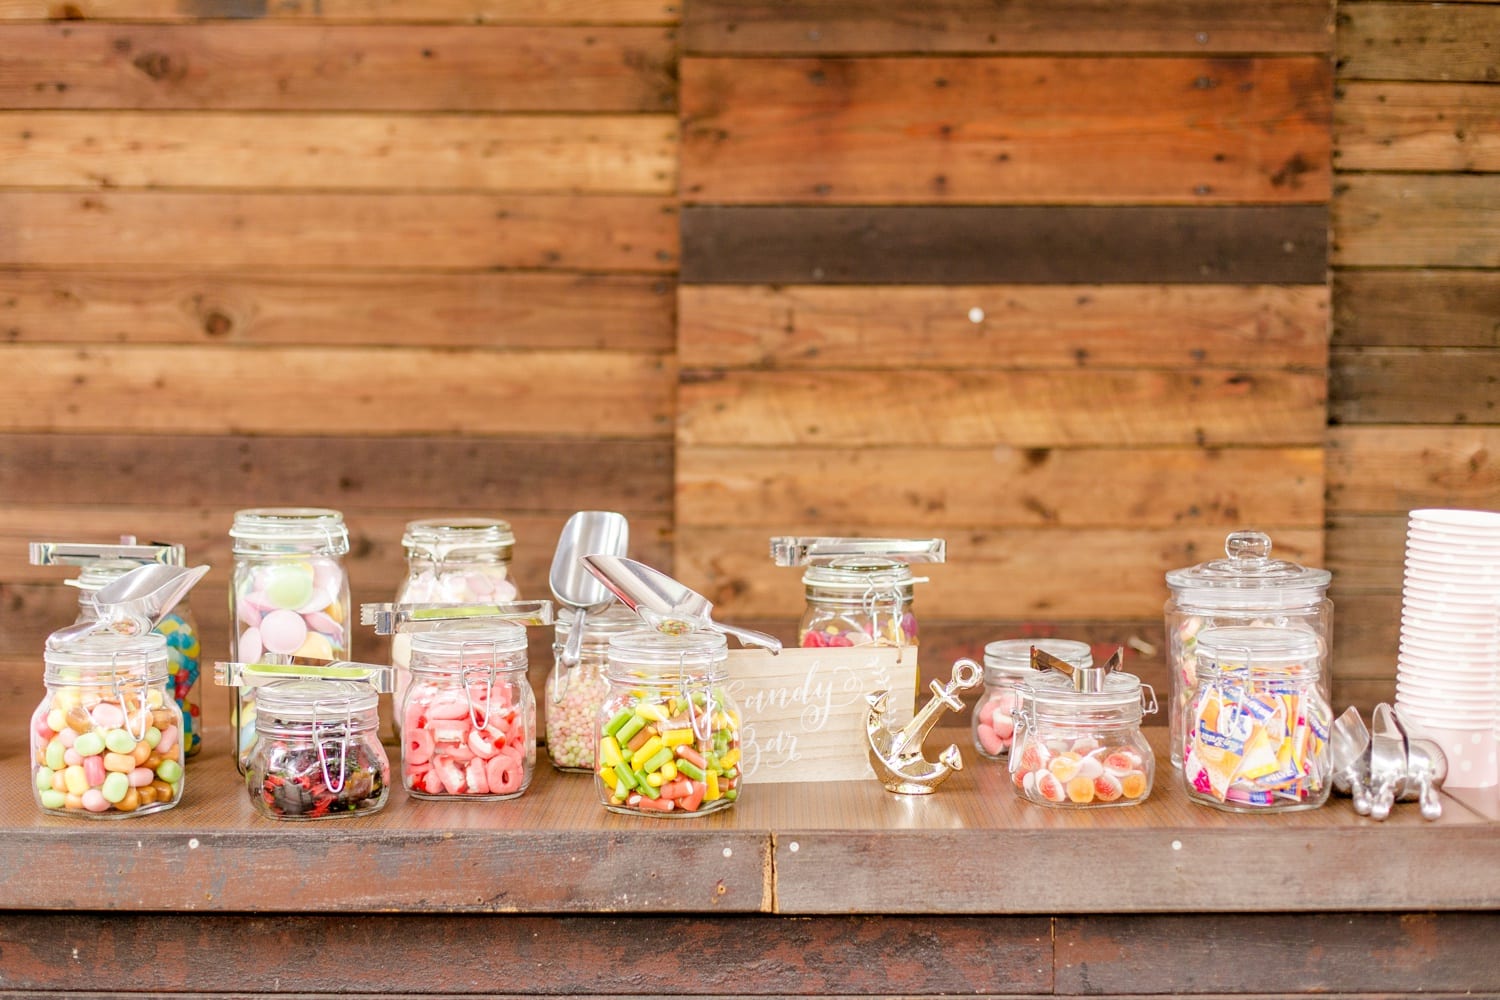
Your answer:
[402,680,531,799]
[974,689,1019,758]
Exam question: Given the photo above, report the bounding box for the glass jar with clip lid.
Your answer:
[771,537,944,652]
[973,638,1093,760]
[546,603,640,772]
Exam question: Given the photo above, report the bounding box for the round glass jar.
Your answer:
[1164,530,1331,769]
[973,638,1092,760]
[30,631,185,818]
[246,679,387,820]
[229,508,352,772]
[71,559,202,758]
[1182,626,1331,813]
[1009,672,1155,808]
[399,621,535,800]
[546,604,639,773]
[596,629,741,817]
[797,557,918,649]
[391,517,518,736]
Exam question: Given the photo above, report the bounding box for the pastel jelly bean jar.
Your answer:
[1181,626,1331,813]
[246,678,388,820]
[1010,671,1156,808]
[1165,530,1331,770]
[546,604,638,773]
[31,630,186,818]
[229,508,352,772]
[597,629,742,817]
[974,638,1092,761]
[392,517,519,736]
[797,557,920,650]
[400,621,535,800]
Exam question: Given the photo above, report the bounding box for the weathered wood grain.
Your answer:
[1335,81,1500,172]
[678,369,1327,448]
[1333,270,1500,348]
[1325,513,1406,594]
[677,445,1324,529]
[681,57,1331,204]
[1327,425,1500,513]
[0,111,678,193]
[1336,1,1500,83]
[0,0,679,21]
[0,192,678,270]
[682,0,1335,55]
[0,344,674,435]
[1334,175,1500,268]
[680,284,1329,370]
[680,205,1329,284]
[0,24,677,111]
[1333,591,1400,680]
[0,270,675,349]
[1330,348,1500,425]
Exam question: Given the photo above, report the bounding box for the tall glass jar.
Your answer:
[229,508,352,772]
[1164,530,1332,769]
[1009,672,1156,808]
[246,679,388,820]
[797,557,919,649]
[973,638,1092,760]
[399,621,535,800]
[69,559,203,758]
[546,604,638,772]
[1182,625,1331,813]
[30,630,185,817]
[596,629,741,817]
[391,518,518,736]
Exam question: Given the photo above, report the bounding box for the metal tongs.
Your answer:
[1032,645,1123,692]
[1332,703,1447,820]
[770,536,946,567]
[359,599,554,636]
[582,555,781,653]
[215,659,395,692]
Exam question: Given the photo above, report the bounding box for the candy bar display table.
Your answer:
[2,726,1499,996]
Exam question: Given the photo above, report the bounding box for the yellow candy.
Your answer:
[600,767,618,790]
[636,703,668,723]
[323,601,344,624]
[600,736,623,768]
[718,747,740,770]
[629,736,663,772]
[661,728,694,747]
[705,771,721,801]
[659,760,677,782]
[63,765,88,796]
[295,633,335,660]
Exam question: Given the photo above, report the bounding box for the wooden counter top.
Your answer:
[2,726,1497,916]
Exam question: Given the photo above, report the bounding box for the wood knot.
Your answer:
[132,51,186,83]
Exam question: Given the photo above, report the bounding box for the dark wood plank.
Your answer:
[1336,1,1500,83]
[0,0,679,21]
[679,206,1328,285]
[1327,425,1500,513]
[1335,81,1500,172]
[682,0,1335,55]
[1332,591,1400,681]
[1334,174,1500,268]
[1333,270,1500,349]
[1330,348,1500,425]
[682,56,1331,205]
[0,24,677,111]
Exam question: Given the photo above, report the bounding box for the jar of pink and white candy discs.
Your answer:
[32,631,185,817]
[229,508,352,773]
[246,679,388,820]
[596,629,741,817]
[401,622,535,800]
[973,638,1092,760]
[546,603,637,772]
[1010,671,1156,808]
[391,517,518,737]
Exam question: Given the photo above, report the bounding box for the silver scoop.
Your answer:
[1331,705,1373,813]
[582,554,782,654]
[549,511,629,676]
[46,563,210,649]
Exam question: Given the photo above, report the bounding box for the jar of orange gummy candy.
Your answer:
[1010,670,1156,808]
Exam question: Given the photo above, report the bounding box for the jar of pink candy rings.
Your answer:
[596,629,741,817]
[1165,530,1331,770]
[1010,663,1156,808]
[1182,626,1331,813]
[546,604,637,772]
[391,518,519,737]
[31,629,185,818]
[229,508,352,772]
[246,678,388,820]
[401,622,535,800]
[974,638,1092,760]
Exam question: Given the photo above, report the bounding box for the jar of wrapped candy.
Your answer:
[546,604,637,772]
[229,508,352,772]
[596,629,741,816]
[391,518,519,736]
[31,630,185,817]
[1182,626,1331,812]
[1010,669,1155,808]
[1165,530,1331,769]
[797,558,920,648]
[246,678,387,820]
[400,621,535,799]
[973,638,1092,760]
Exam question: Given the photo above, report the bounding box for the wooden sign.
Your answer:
[723,645,916,784]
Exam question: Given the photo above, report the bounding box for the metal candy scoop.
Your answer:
[1331,705,1373,814]
[1366,703,1407,820]
[45,563,210,649]
[581,555,782,653]
[549,511,629,679]
[1392,706,1448,821]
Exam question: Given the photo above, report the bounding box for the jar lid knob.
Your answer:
[1032,645,1122,693]
[1225,530,1272,564]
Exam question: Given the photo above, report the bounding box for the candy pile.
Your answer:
[1184,679,1331,810]
[156,612,202,756]
[546,667,609,771]
[402,680,532,799]
[800,612,917,648]
[250,736,387,819]
[973,686,1019,758]
[1010,734,1151,807]
[31,688,184,816]
[597,693,740,815]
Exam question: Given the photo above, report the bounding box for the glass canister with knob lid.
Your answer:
[546,603,638,772]
[1182,625,1331,812]
[1164,530,1331,769]
[973,638,1092,760]
[245,678,388,820]
[771,537,944,651]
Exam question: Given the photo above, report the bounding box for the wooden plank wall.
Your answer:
[1328,0,1500,708]
[674,0,1334,698]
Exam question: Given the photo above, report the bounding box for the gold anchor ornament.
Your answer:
[865,658,982,794]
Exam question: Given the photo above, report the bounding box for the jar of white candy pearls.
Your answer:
[546,603,637,772]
